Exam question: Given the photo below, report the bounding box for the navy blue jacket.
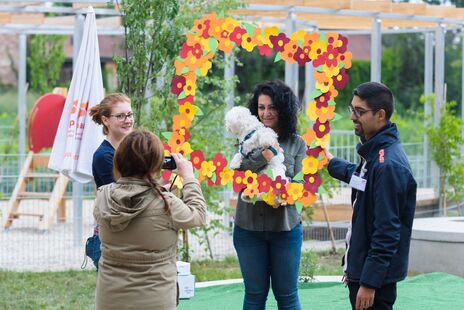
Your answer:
[92,140,115,188]
[328,122,417,289]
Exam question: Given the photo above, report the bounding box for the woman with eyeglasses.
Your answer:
[90,93,134,188]
[87,93,134,269]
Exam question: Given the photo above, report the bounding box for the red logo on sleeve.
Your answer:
[379,149,385,163]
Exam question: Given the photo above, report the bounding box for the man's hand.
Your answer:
[324,149,334,162]
[356,286,375,310]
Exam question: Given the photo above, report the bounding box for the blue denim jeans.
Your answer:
[233,224,303,310]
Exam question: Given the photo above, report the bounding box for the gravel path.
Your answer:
[1,200,341,272]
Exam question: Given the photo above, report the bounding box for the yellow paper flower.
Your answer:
[179,102,198,120]
[315,134,330,149]
[315,75,333,93]
[302,157,319,175]
[200,160,216,178]
[306,100,318,121]
[323,64,340,78]
[308,41,327,60]
[241,33,257,52]
[290,29,306,42]
[222,17,239,33]
[263,26,280,46]
[220,167,234,185]
[200,61,213,76]
[183,79,196,97]
[179,142,193,157]
[262,188,277,206]
[286,182,304,201]
[243,170,258,187]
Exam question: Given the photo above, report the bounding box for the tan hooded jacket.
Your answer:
[93,176,206,310]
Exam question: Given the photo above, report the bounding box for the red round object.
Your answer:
[28,93,66,153]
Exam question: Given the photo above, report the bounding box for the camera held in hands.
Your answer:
[162,156,177,170]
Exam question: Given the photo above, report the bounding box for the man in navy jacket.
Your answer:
[326,82,417,310]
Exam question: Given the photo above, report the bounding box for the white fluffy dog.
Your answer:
[225,106,286,179]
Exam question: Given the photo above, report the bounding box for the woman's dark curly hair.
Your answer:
[248,80,301,141]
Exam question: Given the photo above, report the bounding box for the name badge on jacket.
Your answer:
[349,172,367,192]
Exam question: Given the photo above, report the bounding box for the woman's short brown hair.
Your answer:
[113,129,169,210]
[89,93,131,135]
[113,128,164,179]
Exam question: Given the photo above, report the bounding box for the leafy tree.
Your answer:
[27,35,66,94]
[427,100,464,215]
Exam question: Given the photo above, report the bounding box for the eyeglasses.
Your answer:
[348,105,376,118]
[109,112,134,122]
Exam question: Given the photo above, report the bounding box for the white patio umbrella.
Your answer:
[48,7,104,183]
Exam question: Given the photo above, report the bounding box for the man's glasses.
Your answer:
[348,105,376,118]
[109,112,134,122]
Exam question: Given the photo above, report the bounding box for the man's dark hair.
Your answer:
[248,80,301,141]
[353,82,394,120]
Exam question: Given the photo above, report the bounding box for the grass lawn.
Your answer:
[0,250,343,309]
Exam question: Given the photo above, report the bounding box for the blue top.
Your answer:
[92,140,115,189]
[328,122,417,288]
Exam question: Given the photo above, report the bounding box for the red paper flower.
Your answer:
[171,75,186,96]
[338,34,348,53]
[177,95,194,106]
[271,175,287,195]
[306,146,323,158]
[257,173,272,192]
[190,150,205,170]
[313,53,327,67]
[304,173,322,194]
[293,47,309,66]
[269,33,290,52]
[162,169,172,181]
[258,45,272,56]
[179,42,202,59]
[313,120,330,138]
[325,45,339,67]
[212,153,228,172]
[333,68,349,89]
[230,26,246,45]
[315,92,331,108]
[232,170,246,192]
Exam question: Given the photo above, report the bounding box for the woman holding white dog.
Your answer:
[233,80,306,310]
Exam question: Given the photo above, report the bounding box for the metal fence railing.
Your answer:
[0,131,433,271]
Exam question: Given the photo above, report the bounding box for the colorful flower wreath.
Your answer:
[165,12,351,211]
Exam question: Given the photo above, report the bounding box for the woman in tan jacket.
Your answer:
[93,129,207,309]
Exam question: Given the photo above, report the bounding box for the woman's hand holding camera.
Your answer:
[171,153,194,179]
